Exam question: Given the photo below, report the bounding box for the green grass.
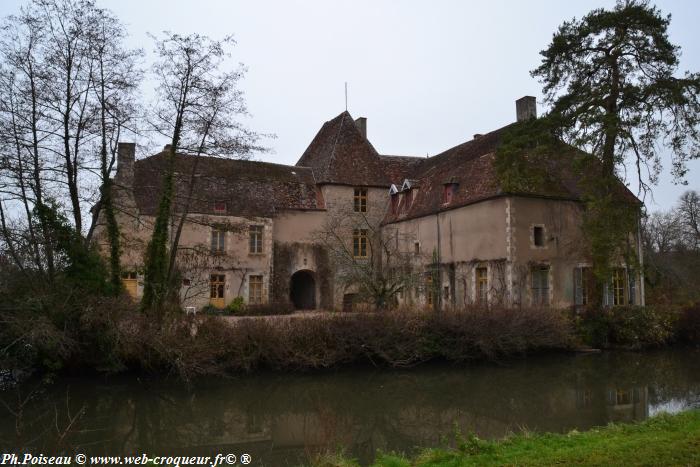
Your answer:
[312,410,700,467]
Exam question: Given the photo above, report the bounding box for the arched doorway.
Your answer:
[290,270,316,309]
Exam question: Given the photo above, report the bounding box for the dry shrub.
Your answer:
[114,307,573,379]
[4,300,575,380]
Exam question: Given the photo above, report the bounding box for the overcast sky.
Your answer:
[1,0,698,211]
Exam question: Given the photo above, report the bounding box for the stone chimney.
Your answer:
[354,117,367,138]
[516,96,537,122]
[116,142,135,187]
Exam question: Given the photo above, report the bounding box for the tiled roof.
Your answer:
[133,152,322,217]
[379,155,424,186]
[296,111,392,187]
[382,123,640,224]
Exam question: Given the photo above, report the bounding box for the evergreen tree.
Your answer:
[532,0,700,282]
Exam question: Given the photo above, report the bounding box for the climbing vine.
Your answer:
[495,117,641,293]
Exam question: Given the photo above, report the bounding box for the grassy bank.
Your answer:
[313,410,700,467]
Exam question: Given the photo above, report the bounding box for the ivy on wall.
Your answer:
[494,117,641,293]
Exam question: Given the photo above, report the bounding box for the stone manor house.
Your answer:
[99,96,645,311]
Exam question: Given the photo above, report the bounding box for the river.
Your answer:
[1,348,699,466]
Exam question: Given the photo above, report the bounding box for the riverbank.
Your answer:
[313,410,700,466]
[2,296,698,379]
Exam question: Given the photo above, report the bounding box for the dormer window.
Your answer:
[442,182,458,204]
[391,193,399,215]
[213,200,226,214]
[404,189,413,210]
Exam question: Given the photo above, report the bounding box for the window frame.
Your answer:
[210,274,225,299]
[531,265,550,306]
[249,225,264,254]
[533,225,546,248]
[352,228,368,258]
[248,275,264,305]
[210,229,225,253]
[442,183,457,204]
[611,268,626,306]
[476,266,488,305]
[213,200,227,214]
[426,275,433,307]
[574,266,591,307]
[353,187,368,213]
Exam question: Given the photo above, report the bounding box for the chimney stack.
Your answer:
[116,142,135,187]
[354,117,367,138]
[516,96,537,122]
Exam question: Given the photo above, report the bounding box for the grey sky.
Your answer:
[1,0,698,211]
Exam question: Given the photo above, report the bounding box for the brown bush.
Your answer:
[111,306,573,380]
[2,298,576,380]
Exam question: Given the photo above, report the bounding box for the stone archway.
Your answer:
[290,270,316,310]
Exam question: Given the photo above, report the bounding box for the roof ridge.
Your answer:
[325,111,349,176]
[137,152,312,172]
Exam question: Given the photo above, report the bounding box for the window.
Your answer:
[210,274,225,308]
[615,389,632,405]
[211,229,225,253]
[628,270,637,305]
[121,271,138,299]
[442,183,457,204]
[414,241,420,255]
[611,268,626,306]
[353,188,367,212]
[249,275,263,304]
[533,225,545,247]
[531,266,549,306]
[213,200,226,213]
[353,229,368,258]
[577,389,592,409]
[476,267,488,304]
[249,225,263,254]
[404,190,413,210]
[443,285,450,300]
[426,275,433,307]
[574,267,591,307]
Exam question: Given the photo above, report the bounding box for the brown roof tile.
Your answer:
[133,152,322,217]
[296,111,390,187]
[379,155,424,186]
[382,123,640,224]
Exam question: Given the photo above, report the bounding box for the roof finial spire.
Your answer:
[345,82,348,111]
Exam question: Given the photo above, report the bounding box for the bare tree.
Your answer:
[677,190,700,251]
[642,191,700,304]
[142,32,265,312]
[84,6,142,293]
[0,0,141,296]
[35,0,98,234]
[314,199,423,310]
[0,5,55,278]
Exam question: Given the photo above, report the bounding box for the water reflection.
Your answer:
[1,349,699,466]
